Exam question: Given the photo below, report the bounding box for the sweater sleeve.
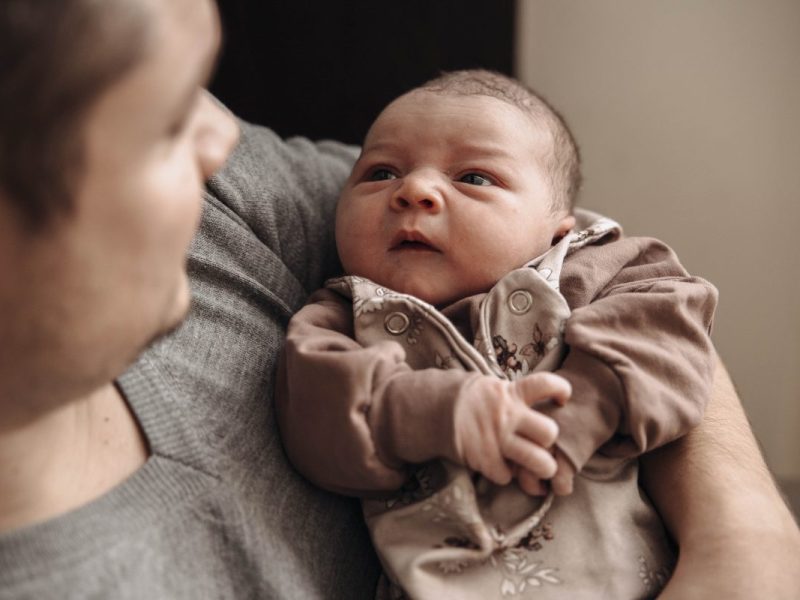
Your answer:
[205,120,359,293]
[545,237,718,471]
[275,289,487,496]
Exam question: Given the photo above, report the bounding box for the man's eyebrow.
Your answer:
[202,32,223,87]
[171,36,221,119]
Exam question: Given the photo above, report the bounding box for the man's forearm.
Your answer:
[641,355,800,599]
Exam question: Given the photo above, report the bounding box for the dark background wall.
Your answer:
[210,0,515,144]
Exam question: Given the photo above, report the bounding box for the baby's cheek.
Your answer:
[335,229,361,270]
[475,243,524,277]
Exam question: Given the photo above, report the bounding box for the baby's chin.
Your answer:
[388,278,468,308]
[354,268,490,307]
[365,274,437,305]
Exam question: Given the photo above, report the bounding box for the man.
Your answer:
[0,0,797,598]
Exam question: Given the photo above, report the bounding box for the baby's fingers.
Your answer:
[479,456,514,486]
[516,409,559,449]
[517,468,549,496]
[467,440,514,486]
[551,450,576,496]
[512,372,571,408]
[502,436,557,480]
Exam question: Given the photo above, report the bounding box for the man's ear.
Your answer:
[552,214,576,244]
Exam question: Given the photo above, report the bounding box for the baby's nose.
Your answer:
[390,173,443,213]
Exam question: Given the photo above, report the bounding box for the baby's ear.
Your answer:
[552,214,576,244]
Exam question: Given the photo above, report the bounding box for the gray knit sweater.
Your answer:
[0,122,380,599]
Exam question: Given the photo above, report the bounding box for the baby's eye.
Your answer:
[368,168,397,182]
[459,173,492,186]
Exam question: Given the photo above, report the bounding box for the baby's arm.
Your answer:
[275,288,567,494]
[536,237,718,493]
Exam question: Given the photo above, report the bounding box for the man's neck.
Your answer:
[0,382,148,533]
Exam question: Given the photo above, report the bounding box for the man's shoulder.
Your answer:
[205,119,358,222]
[199,119,354,293]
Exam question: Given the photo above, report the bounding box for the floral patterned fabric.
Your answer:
[326,212,675,599]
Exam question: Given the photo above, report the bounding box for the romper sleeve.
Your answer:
[545,237,718,472]
[275,289,489,496]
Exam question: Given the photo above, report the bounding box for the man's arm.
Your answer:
[641,355,800,599]
[205,120,359,294]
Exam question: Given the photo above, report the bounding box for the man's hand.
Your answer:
[453,372,570,486]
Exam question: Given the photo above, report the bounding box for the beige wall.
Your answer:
[516,0,800,479]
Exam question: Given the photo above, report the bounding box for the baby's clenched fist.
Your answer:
[452,372,571,486]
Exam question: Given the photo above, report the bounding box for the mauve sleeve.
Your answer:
[546,237,718,472]
[275,289,486,496]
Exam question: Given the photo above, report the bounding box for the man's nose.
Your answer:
[389,171,444,213]
[195,91,240,181]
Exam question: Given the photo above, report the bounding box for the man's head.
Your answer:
[0,0,239,410]
[0,0,151,230]
[335,71,578,306]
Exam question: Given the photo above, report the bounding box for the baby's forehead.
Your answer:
[370,90,552,143]
[390,89,531,116]
[363,95,553,178]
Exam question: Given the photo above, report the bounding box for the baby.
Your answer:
[276,70,717,599]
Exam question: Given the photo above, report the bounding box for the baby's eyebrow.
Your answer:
[362,140,515,161]
[450,142,516,160]
[360,140,399,155]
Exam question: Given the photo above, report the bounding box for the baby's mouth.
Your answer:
[389,231,441,252]
[394,240,436,251]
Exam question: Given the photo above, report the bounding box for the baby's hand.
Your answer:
[453,373,571,486]
[550,449,576,496]
[517,448,576,496]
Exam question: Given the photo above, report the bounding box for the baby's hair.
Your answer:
[417,69,581,213]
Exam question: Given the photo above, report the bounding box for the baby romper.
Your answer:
[325,212,675,600]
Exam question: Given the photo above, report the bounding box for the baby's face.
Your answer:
[336,91,574,306]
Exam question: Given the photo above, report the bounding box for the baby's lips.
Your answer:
[389,228,440,251]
